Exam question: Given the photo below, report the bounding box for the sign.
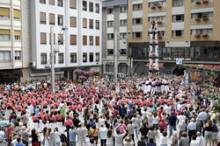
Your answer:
[176,58,182,65]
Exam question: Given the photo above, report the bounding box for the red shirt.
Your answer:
[64,119,73,126]
[32,116,39,121]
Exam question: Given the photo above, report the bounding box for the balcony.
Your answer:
[148,5,166,13]
[191,34,212,41]
[192,0,213,9]
[191,17,212,25]
[148,21,165,27]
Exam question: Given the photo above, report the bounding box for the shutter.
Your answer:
[96,36,99,46]
[0,8,9,16]
[83,36,87,45]
[89,36,93,44]
[50,14,55,24]
[70,17,76,27]
[14,9,20,19]
[49,0,55,5]
[83,18,87,28]
[14,30,21,36]
[41,33,46,44]
[70,35,76,45]
[0,29,10,34]
[40,12,46,22]
[70,0,76,9]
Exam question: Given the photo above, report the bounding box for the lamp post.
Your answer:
[50,27,55,93]
[114,30,118,83]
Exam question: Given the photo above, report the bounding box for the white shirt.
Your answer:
[190,140,200,146]
[54,132,61,142]
[160,135,168,145]
[131,117,139,127]
[177,115,186,123]
[152,117,159,124]
[114,132,125,146]
[196,136,204,146]
[99,118,105,126]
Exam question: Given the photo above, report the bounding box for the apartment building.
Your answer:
[0,0,30,82]
[102,0,132,74]
[128,0,220,74]
[30,0,102,80]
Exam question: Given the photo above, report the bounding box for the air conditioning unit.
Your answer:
[29,61,36,67]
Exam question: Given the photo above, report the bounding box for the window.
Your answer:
[49,13,55,25]
[133,32,142,39]
[95,36,99,46]
[89,36,93,46]
[83,35,87,45]
[120,49,127,55]
[40,12,46,24]
[70,35,77,45]
[40,32,46,44]
[70,53,77,63]
[70,0,76,9]
[120,6,127,13]
[120,33,126,39]
[0,51,11,62]
[173,0,184,7]
[70,16,76,27]
[107,8,114,14]
[107,33,114,39]
[133,4,142,11]
[0,29,10,40]
[148,16,166,22]
[172,15,184,22]
[107,21,113,27]
[40,0,46,4]
[41,53,47,64]
[95,20,100,30]
[49,0,55,5]
[58,15,63,26]
[58,0,63,7]
[89,19,93,29]
[172,30,184,37]
[49,33,55,44]
[120,20,127,26]
[83,1,87,11]
[89,53,93,62]
[15,51,21,60]
[95,4,100,13]
[58,34,63,45]
[0,8,10,19]
[83,18,87,28]
[14,30,21,40]
[133,18,142,25]
[58,53,64,64]
[83,53,87,62]
[95,53,100,62]
[107,49,114,55]
[14,9,20,20]
[158,31,165,36]
[89,2,93,12]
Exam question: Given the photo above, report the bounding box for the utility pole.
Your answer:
[114,30,118,83]
[50,27,55,93]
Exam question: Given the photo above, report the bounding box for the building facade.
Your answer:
[30,0,102,80]
[128,0,220,74]
[0,0,30,82]
[102,0,132,74]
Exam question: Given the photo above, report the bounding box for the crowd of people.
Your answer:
[0,73,219,146]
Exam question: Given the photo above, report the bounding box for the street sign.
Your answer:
[176,58,182,65]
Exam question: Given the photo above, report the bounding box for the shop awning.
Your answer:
[188,64,219,69]
[146,63,164,68]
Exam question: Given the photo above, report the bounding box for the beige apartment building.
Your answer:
[127,0,220,74]
[0,0,30,82]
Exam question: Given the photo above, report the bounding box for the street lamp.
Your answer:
[49,26,66,93]
[114,30,130,83]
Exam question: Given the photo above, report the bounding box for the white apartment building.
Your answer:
[30,0,102,80]
[0,0,30,82]
[102,0,131,74]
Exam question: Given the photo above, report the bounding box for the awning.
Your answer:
[146,63,164,68]
[188,64,219,69]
